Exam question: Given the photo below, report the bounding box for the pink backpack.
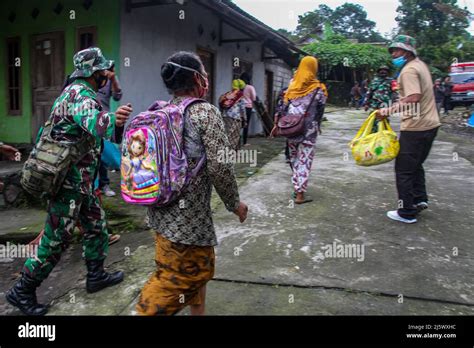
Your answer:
[120,98,205,206]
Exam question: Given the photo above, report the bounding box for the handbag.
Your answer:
[276,91,318,138]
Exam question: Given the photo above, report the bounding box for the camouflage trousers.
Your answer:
[23,188,109,281]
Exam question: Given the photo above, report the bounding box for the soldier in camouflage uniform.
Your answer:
[6,47,133,316]
[364,66,394,111]
[364,66,394,132]
[364,66,393,111]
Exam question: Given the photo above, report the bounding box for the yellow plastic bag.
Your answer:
[349,112,400,166]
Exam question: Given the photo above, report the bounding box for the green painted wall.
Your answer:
[0,0,121,143]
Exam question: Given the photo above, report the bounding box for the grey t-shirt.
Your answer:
[97,77,122,112]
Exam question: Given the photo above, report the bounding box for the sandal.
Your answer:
[295,196,313,205]
[108,234,121,246]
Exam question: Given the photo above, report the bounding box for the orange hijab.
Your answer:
[284,56,328,103]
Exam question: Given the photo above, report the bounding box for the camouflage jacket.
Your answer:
[48,79,116,195]
[365,77,394,109]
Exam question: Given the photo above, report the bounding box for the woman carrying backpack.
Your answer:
[218,79,247,151]
[136,51,248,316]
[274,56,327,204]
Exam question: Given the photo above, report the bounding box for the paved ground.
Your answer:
[1,109,473,315]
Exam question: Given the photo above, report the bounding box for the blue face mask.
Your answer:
[392,55,407,68]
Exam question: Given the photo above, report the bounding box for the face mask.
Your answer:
[195,72,209,99]
[94,73,108,89]
[392,56,407,68]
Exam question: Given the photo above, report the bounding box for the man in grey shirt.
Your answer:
[97,64,122,197]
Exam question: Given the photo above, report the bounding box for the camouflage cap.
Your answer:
[388,35,417,56]
[70,47,114,79]
[377,65,390,73]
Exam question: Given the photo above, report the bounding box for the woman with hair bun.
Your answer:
[136,51,248,316]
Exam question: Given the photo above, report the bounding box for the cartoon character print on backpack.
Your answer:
[121,128,158,201]
[121,97,206,206]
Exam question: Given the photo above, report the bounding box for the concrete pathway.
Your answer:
[1,109,473,315]
[210,110,474,315]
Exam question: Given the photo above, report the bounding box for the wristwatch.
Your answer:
[0,141,4,148]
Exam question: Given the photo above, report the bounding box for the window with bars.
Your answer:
[76,26,97,51]
[6,37,21,115]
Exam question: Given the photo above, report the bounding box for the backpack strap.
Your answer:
[148,100,169,111]
[41,116,95,164]
[35,83,97,165]
[73,133,96,161]
[41,121,54,140]
[147,97,206,113]
[180,97,207,111]
[179,97,208,176]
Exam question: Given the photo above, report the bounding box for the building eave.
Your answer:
[125,0,308,67]
[198,0,309,67]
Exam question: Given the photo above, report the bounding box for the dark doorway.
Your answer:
[264,70,274,115]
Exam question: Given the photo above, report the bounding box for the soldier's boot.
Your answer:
[6,272,48,316]
[86,259,124,293]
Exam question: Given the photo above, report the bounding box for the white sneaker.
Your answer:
[386,210,417,224]
[415,202,428,212]
[102,185,116,197]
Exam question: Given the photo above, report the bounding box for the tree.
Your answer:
[395,0,472,69]
[295,3,385,43]
[276,28,298,41]
[295,4,333,37]
[330,3,385,42]
[304,34,391,75]
[396,0,469,43]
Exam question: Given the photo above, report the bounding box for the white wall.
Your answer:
[119,1,273,134]
[264,58,293,118]
[265,60,293,92]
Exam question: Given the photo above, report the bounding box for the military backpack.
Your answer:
[21,122,95,198]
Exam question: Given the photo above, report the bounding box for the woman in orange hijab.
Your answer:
[281,56,328,204]
[284,56,327,103]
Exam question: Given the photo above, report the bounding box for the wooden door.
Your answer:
[31,31,65,141]
[197,47,215,103]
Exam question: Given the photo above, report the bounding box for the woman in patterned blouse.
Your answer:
[136,51,248,316]
[275,56,327,205]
